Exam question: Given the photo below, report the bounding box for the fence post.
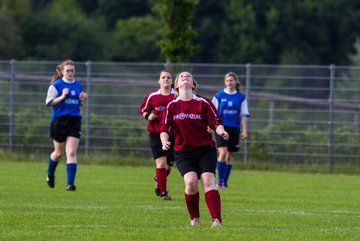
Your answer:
[328,65,335,170]
[84,61,92,156]
[244,63,252,164]
[9,59,16,151]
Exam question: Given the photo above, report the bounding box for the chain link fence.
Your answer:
[1,60,360,169]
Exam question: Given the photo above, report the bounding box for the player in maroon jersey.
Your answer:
[139,70,176,200]
[160,71,229,228]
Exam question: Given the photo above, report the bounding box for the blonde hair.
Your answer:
[224,72,242,92]
[174,71,198,91]
[50,59,75,83]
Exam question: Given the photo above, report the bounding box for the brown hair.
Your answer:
[50,59,75,83]
[224,72,243,92]
[159,70,174,88]
[174,71,198,91]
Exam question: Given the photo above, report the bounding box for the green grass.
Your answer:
[0,160,359,241]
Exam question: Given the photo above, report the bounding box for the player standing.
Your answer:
[45,59,88,191]
[160,71,229,227]
[139,70,176,200]
[212,72,249,188]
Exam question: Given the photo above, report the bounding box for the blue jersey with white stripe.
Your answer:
[212,89,250,132]
[50,78,83,121]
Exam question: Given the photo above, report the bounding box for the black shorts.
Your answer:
[175,146,217,178]
[149,133,175,166]
[215,126,240,152]
[50,115,81,143]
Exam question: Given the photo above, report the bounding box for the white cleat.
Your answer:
[190,217,200,226]
[211,218,222,228]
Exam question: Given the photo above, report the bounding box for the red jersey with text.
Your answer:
[139,89,176,133]
[161,94,223,152]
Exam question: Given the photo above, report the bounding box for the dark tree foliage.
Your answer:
[0,0,360,65]
[153,0,201,63]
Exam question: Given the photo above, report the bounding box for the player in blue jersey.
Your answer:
[212,72,249,188]
[45,59,88,191]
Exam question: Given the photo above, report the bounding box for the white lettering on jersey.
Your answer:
[173,113,202,120]
[65,99,79,104]
[156,106,166,112]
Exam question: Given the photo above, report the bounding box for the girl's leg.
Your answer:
[183,172,200,223]
[201,172,222,224]
[216,147,228,187]
[65,137,79,190]
[46,140,65,188]
[155,156,170,199]
[224,152,234,187]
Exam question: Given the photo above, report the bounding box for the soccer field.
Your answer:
[0,161,359,241]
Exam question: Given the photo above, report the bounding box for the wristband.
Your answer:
[144,113,150,120]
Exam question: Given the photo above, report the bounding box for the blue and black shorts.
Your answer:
[50,115,81,142]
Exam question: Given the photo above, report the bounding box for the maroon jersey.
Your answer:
[161,94,223,152]
[139,89,176,133]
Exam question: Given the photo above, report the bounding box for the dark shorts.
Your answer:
[175,146,217,179]
[149,133,175,166]
[50,115,81,143]
[215,126,240,152]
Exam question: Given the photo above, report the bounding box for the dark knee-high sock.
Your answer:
[156,168,167,194]
[205,189,222,222]
[185,192,200,219]
[217,161,226,182]
[224,164,232,186]
[47,157,58,176]
[66,163,77,186]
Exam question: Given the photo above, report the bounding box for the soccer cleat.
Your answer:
[46,175,55,188]
[160,191,171,200]
[66,184,76,191]
[154,176,160,196]
[216,180,225,188]
[211,218,222,228]
[190,217,200,226]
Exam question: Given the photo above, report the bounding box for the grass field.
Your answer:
[0,160,359,241]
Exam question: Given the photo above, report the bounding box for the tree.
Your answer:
[23,0,113,60]
[0,7,25,59]
[113,15,163,61]
[152,0,201,63]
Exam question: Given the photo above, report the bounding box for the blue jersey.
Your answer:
[212,89,250,132]
[48,78,83,121]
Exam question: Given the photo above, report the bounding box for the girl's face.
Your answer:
[176,72,194,90]
[158,71,172,87]
[224,75,236,90]
[62,64,75,81]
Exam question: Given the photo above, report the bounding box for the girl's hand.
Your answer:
[147,113,157,121]
[220,131,229,140]
[241,131,248,140]
[162,141,171,150]
[79,92,88,101]
[62,88,69,97]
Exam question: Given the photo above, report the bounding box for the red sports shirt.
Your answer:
[139,89,176,133]
[161,94,223,152]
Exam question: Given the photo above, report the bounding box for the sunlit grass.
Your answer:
[0,160,359,241]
